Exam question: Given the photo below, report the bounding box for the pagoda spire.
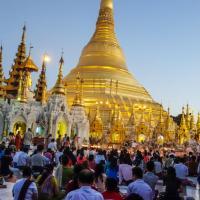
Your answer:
[0,45,5,98]
[5,25,27,97]
[34,58,47,104]
[197,113,200,131]
[190,112,196,131]
[77,0,127,70]
[52,54,65,95]
[180,107,187,127]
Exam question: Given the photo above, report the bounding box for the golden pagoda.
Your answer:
[196,113,200,141]
[52,55,65,96]
[34,58,47,104]
[5,26,38,98]
[0,45,5,98]
[63,0,160,112]
[178,107,190,144]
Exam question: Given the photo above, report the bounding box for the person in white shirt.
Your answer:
[48,138,57,152]
[174,157,188,180]
[23,128,33,149]
[65,169,104,200]
[13,150,23,168]
[127,167,153,200]
[12,166,38,200]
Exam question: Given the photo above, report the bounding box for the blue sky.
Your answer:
[1,0,200,116]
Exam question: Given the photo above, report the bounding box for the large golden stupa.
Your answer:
[63,0,177,144]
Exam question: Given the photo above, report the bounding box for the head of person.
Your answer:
[125,193,144,200]
[22,166,32,178]
[23,146,29,154]
[88,154,94,162]
[167,167,176,179]
[37,144,44,153]
[132,167,143,181]
[95,163,104,181]
[38,164,54,186]
[51,138,55,143]
[82,160,89,169]
[62,155,69,166]
[105,178,118,192]
[28,128,31,132]
[78,169,95,186]
[146,161,155,172]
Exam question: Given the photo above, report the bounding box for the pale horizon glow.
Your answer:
[0,0,200,117]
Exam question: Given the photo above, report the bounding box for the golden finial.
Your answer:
[52,52,65,95]
[100,0,113,9]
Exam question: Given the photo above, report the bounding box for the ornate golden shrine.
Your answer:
[13,121,26,136]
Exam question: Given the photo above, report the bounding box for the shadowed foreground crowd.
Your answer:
[0,134,200,200]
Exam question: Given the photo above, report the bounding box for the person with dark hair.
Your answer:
[119,154,133,185]
[65,169,104,200]
[94,163,107,192]
[143,161,158,199]
[77,149,87,165]
[31,145,47,174]
[1,148,12,176]
[36,164,59,199]
[48,138,57,152]
[12,166,38,200]
[106,156,118,180]
[88,154,96,170]
[162,167,181,200]
[127,167,152,200]
[65,164,83,193]
[187,155,198,176]
[103,178,123,200]
[17,146,30,170]
[125,193,144,200]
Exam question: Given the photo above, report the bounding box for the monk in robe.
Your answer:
[15,131,22,150]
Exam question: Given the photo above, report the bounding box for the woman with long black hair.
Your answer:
[36,164,59,200]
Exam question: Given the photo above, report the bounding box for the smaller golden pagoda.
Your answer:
[0,45,5,98]
[52,55,65,96]
[196,113,200,141]
[34,58,47,104]
[90,104,103,142]
[178,107,190,144]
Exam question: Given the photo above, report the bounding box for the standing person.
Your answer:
[23,128,33,150]
[31,145,47,174]
[56,134,62,150]
[163,167,182,200]
[174,157,188,180]
[1,148,13,176]
[36,164,59,199]
[143,161,159,199]
[127,167,153,200]
[15,131,22,151]
[12,166,38,200]
[48,138,57,152]
[17,146,30,170]
[65,169,104,200]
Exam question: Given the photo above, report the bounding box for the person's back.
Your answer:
[23,129,32,146]
[17,147,30,168]
[128,167,152,200]
[143,161,158,198]
[174,161,188,180]
[31,153,46,168]
[119,163,133,185]
[12,167,38,200]
[65,169,104,200]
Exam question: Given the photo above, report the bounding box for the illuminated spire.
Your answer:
[5,25,27,97]
[197,113,200,131]
[52,54,65,95]
[34,57,47,104]
[100,0,113,9]
[17,71,27,102]
[185,104,190,128]
[180,107,187,128]
[190,112,196,131]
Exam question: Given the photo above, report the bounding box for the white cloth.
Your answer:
[48,142,57,152]
[23,131,32,146]
[174,163,188,180]
[127,179,153,200]
[65,186,104,200]
[12,178,38,200]
[55,151,63,165]
[119,164,133,184]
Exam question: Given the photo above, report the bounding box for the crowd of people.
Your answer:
[0,130,200,200]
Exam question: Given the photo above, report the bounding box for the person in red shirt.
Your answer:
[103,178,123,200]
